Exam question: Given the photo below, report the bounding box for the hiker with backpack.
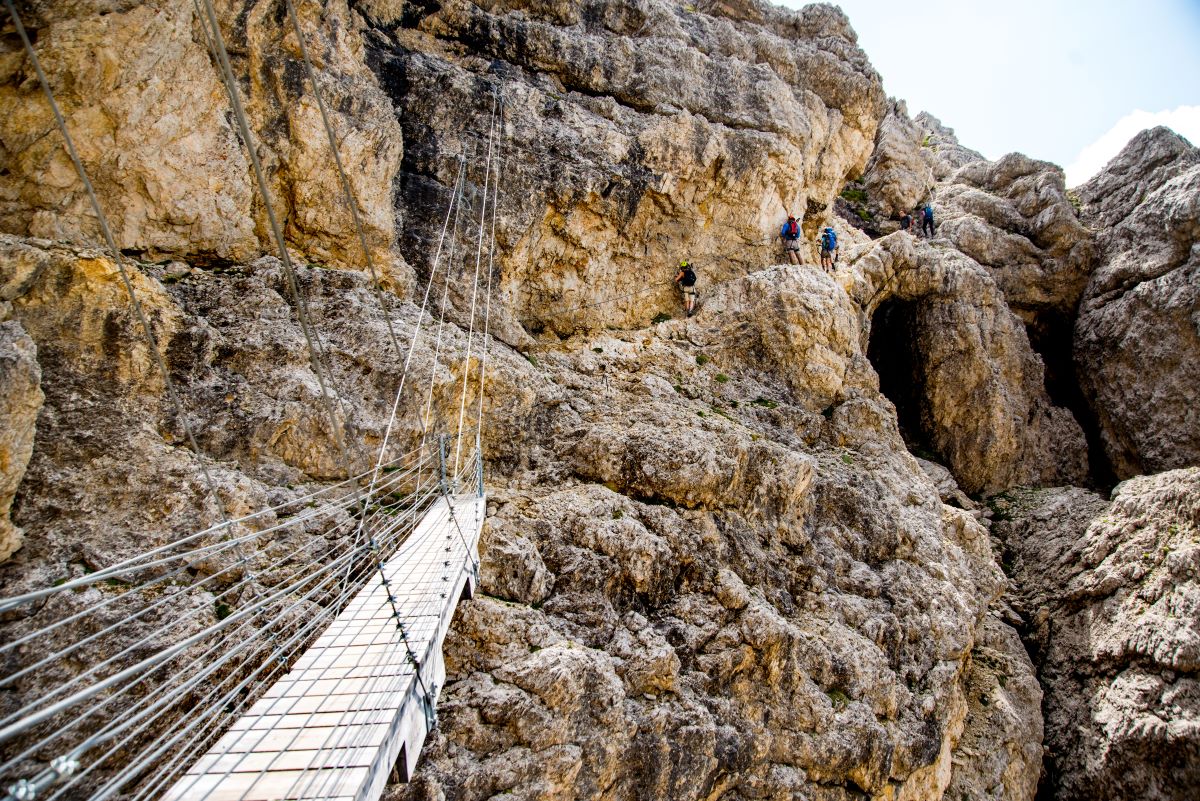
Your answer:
[779,214,802,265]
[819,227,838,272]
[675,259,698,317]
[900,211,913,232]
[921,204,935,237]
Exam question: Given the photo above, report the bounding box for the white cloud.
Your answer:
[1065,106,1200,187]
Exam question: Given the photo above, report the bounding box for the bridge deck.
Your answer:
[163,493,484,801]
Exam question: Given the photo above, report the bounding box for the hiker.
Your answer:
[779,214,802,265]
[675,259,698,317]
[900,211,912,232]
[819,227,838,272]
[921,203,935,237]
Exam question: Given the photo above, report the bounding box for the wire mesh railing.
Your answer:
[0,434,484,801]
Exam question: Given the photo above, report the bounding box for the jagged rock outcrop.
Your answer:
[0,1,256,259]
[934,153,1097,328]
[992,468,1200,801]
[399,309,1007,801]
[914,112,985,180]
[0,318,42,562]
[0,227,1012,801]
[1076,126,1200,227]
[1074,128,1200,478]
[860,99,936,220]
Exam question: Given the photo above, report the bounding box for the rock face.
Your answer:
[0,318,42,562]
[398,322,1007,801]
[0,0,406,278]
[0,1,256,259]
[914,112,985,181]
[945,615,1043,801]
[860,99,936,219]
[850,233,1089,495]
[364,0,887,338]
[1074,128,1200,479]
[992,468,1200,801]
[1,0,1198,800]
[935,153,1096,327]
[1,231,1009,801]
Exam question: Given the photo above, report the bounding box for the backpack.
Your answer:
[681,266,697,287]
[923,205,933,219]
[781,219,799,239]
[821,230,837,250]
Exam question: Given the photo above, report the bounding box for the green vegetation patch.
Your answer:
[826,688,850,710]
[840,186,868,204]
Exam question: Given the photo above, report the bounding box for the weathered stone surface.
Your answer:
[935,153,1097,324]
[861,99,936,219]
[946,614,1043,801]
[0,0,407,279]
[914,111,986,181]
[369,0,887,338]
[0,0,256,259]
[993,469,1200,801]
[478,516,555,605]
[0,230,1014,800]
[0,319,42,562]
[1076,125,1200,227]
[849,233,1089,494]
[15,0,1200,797]
[1074,128,1200,478]
[234,0,409,281]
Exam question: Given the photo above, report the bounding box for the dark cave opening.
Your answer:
[866,298,939,461]
[1022,311,1117,491]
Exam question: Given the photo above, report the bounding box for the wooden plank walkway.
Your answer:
[163,493,485,801]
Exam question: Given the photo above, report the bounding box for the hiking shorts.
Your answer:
[681,285,697,299]
[783,238,801,252]
[820,247,833,258]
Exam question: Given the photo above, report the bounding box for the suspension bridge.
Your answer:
[0,1,503,799]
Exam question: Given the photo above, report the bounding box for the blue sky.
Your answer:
[779,0,1200,185]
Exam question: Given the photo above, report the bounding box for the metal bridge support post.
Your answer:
[475,432,484,498]
[437,434,450,495]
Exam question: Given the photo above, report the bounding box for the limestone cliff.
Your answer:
[992,469,1200,801]
[1074,127,1200,479]
[0,1,1197,801]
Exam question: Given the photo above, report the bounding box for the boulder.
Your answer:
[1074,128,1200,478]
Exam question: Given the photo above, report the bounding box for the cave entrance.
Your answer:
[866,298,939,460]
[1023,311,1116,490]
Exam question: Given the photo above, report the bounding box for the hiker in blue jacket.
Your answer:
[819,227,838,272]
[779,214,802,265]
[921,204,935,237]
